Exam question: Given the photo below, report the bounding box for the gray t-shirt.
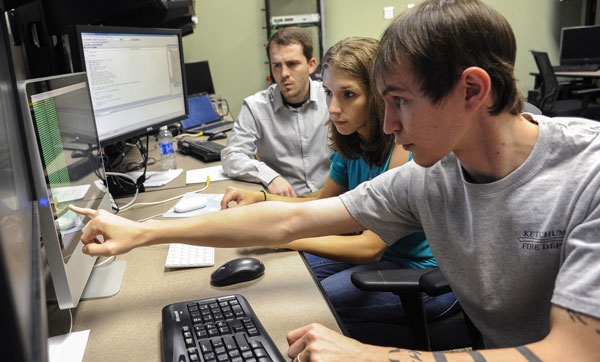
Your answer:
[340,115,600,348]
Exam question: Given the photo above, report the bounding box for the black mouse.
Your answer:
[210,257,265,286]
[208,132,227,141]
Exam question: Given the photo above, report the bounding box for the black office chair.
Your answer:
[530,50,600,120]
[350,268,483,351]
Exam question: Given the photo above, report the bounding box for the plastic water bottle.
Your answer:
[158,125,176,170]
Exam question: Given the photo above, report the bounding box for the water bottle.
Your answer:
[158,125,176,170]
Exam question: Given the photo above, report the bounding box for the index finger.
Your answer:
[286,324,312,346]
[220,193,234,209]
[69,204,97,217]
[286,324,312,360]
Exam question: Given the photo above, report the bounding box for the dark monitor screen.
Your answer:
[0,15,46,362]
[76,25,189,144]
[185,60,215,96]
[559,25,600,64]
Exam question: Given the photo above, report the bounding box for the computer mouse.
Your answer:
[208,132,227,141]
[174,195,208,213]
[210,257,265,286]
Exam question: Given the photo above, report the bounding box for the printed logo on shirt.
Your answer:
[518,229,565,251]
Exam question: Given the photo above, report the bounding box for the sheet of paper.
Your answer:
[186,165,230,184]
[163,193,223,218]
[127,168,183,187]
[48,330,90,362]
[52,184,91,203]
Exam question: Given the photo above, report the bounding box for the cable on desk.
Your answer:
[68,308,73,334]
[174,131,205,139]
[120,176,211,213]
[105,172,139,210]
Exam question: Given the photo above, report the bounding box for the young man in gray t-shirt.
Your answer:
[72,0,600,360]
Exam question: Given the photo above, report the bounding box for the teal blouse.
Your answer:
[329,150,437,268]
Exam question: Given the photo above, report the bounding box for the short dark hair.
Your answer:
[267,27,313,62]
[322,37,393,167]
[373,0,523,115]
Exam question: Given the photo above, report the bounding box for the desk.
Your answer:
[48,134,342,361]
[555,70,600,79]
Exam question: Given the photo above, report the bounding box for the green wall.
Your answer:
[183,0,584,117]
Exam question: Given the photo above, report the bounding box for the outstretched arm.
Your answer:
[286,305,600,361]
[70,197,364,257]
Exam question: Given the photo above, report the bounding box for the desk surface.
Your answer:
[554,70,600,78]
[48,134,342,361]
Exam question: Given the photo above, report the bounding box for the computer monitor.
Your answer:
[0,17,47,361]
[75,25,189,144]
[185,60,216,96]
[17,72,125,310]
[559,25,600,65]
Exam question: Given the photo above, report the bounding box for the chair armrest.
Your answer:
[351,268,435,293]
[419,268,452,296]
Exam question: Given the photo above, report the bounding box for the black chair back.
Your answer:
[531,51,559,114]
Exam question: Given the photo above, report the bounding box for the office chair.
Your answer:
[530,51,600,120]
[350,268,483,351]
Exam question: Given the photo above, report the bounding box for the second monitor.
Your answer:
[75,25,189,145]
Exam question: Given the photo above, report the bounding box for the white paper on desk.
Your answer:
[127,169,183,187]
[48,329,90,362]
[186,166,230,184]
[52,184,91,203]
[163,193,223,217]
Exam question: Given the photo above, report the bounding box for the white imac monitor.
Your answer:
[75,25,188,144]
[18,72,125,309]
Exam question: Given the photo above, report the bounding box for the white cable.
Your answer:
[94,256,115,267]
[68,308,73,334]
[105,172,139,210]
[174,132,204,139]
[137,213,166,223]
[120,177,211,213]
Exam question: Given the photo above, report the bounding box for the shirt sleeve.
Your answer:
[221,100,280,186]
[339,164,423,245]
[551,189,600,320]
[328,152,349,188]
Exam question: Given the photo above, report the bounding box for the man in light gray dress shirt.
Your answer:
[221,27,331,197]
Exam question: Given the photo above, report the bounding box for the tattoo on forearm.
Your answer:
[408,350,422,361]
[388,348,402,362]
[566,308,588,326]
[387,349,425,362]
[432,352,447,362]
[468,350,487,362]
[515,346,542,362]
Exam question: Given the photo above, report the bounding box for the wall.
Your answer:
[183,0,584,116]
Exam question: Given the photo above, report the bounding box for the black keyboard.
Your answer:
[162,294,285,362]
[553,63,600,72]
[178,139,224,163]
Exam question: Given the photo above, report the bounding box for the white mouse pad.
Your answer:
[163,193,223,218]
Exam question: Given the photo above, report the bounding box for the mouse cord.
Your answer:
[119,176,211,214]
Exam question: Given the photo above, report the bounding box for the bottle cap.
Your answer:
[160,125,168,130]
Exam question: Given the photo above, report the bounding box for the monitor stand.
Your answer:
[81,260,127,299]
[45,260,126,304]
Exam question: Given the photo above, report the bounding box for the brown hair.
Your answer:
[267,27,313,62]
[322,37,393,167]
[373,0,523,115]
